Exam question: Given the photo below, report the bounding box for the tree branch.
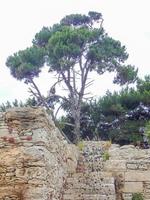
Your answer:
[78,61,90,105]
[27,78,50,111]
[54,104,62,119]
[60,70,73,95]
[85,80,94,89]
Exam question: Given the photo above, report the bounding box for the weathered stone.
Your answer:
[125,171,150,182]
[126,163,138,170]
[122,193,132,200]
[104,160,126,172]
[0,108,78,200]
[123,182,143,193]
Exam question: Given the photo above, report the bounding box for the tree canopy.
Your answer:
[6,46,45,81]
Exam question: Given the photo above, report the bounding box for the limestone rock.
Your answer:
[0,107,78,200]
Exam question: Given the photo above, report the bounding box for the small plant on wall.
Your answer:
[77,141,84,151]
[102,151,110,161]
[132,193,144,200]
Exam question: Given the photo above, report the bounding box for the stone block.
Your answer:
[143,182,150,193]
[122,193,132,200]
[127,161,149,171]
[127,163,138,170]
[139,163,148,170]
[144,193,150,200]
[125,171,150,182]
[123,182,143,193]
[104,160,126,172]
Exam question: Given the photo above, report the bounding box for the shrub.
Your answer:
[132,193,144,200]
[102,151,110,161]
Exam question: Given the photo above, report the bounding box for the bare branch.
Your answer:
[63,122,75,127]
[54,104,62,119]
[27,78,50,111]
[79,61,90,102]
[85,80,94,89]
[83,95,95,100]
[47,94,69,103]
[72,66,78,97]
[51,78,63,88]
[83,92,91,96]
[60,70,73,95]
[28,88,40,102]
[100,18,104,29]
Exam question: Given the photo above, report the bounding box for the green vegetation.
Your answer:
[0,98,38,112]
[145,121,150,142]
[102,151,110,161]
[77,141,84,151]
[132,193,144,200]
[60,75,150,145]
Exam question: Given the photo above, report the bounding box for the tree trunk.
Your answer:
[70,97,81,144]
[73,110,81,144]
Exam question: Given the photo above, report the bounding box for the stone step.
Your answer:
[63,193,116,200]
[64,184,115,195]
[63,172,116,199]
[77,160,104,172]
[71,171,114,183]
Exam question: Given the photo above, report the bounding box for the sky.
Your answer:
[0,0,150,104]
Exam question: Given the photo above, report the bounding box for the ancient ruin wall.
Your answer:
[105,144,150,200]
[0,108,150,200]
[0,107,78,200]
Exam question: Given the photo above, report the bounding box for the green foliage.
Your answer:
[47,26,90,69]
[114,65,138,85]
[97,91,125,116]
[132,193,143,200]
[60,14,90,26]
[60,11,102,27]
[137,75,150,92]
[0,98,38,112]
[60,75,150,144]
[145,121,150,142]
[88,38,129,75]
[33,27,52,47]
[6,46,45,81]
[31,11,137,86]
[108,120,144,145]
[77,141,84,151]
[136,75,150,105]
[102,151,110,161]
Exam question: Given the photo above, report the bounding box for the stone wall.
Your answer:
[63,141,116,200]
[0,107,150,200]
[71,141,150,200]
[106,144,150,200]
[0,108,78,200]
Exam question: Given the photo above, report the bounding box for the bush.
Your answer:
[132,193,143,200]
[102,151,110,161]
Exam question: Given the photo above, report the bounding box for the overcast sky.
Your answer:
[0,0,150,103]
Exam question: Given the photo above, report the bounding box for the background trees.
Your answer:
[6,11,138,143]
[0,98,38,112]
[60,75,150,144]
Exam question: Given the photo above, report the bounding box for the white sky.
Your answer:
[0,0,150,104]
